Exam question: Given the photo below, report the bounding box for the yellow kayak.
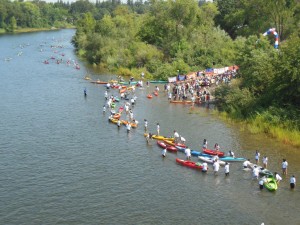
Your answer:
[143,133,174,141]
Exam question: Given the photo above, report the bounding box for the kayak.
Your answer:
[119,81,138,85]
[153,91,158,96]
[219,156,246,162]
[119,88,127,93]
[170,100,193,104]
[163,140,186,148]
[176,158,203,170]
[264,176,278,191]
[248,163,273,176]
[113,113,121,119]
[157,141,177,152]
[144,134,174,141]
[109,117,122,125]
[191,150,212,157]
[203,148,225,157]
[90,80,108,84]
[198,156,226,166]
[147,94,153,99]
[149,80,168,84]
[121,120,138,128]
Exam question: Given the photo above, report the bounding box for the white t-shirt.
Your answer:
[144,121,148,127]
[174,132,179,138]
[162,149,167,156]
[282,161,288,169]
[185,148,191,157]
[243,160,249,167]
[255,152,260,160]
[259,179,264,185]
[263,157,268,164]
[253,167,259,177]
[224,164,229,173]
[275,174,282,182]
[202,162,208,171]
[213,162,220,172]
[290,177,296,184]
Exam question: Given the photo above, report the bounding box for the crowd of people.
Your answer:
[86,72,296,192]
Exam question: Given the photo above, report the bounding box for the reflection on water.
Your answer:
[0,29,299,225]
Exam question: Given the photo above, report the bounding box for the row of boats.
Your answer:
[148,134,278,191]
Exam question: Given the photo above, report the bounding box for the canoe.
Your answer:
[147,94,153,99]
[219,156,246,162]
[170,100,193,104]
[157,141,177,152]
[121,120,138,128]
[264,176,278,191]
[149,80,168,84]
[163,140,186,148]
[176,158,203,170]
[203,148,225,157]
[153,91,158,96]
[198,156,226,166]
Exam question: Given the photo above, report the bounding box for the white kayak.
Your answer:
[198,156,226,166]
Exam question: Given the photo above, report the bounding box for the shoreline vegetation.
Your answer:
[0,26,75,35]
[214,110,300,148]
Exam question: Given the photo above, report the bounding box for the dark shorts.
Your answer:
[202,170,207,173]
[243,166,248,168]
[260,185,264,190]
[290,183,295,189]
[225,172,229,176]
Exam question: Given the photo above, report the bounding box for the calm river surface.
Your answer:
[0,29,300,225]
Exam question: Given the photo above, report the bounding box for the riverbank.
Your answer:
[0,26,75,35]
[214,110,300,148]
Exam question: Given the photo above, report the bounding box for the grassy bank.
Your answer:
[0,26,75,35]
[214,111,300,148]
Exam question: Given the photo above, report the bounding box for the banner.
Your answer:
[168,76,177,83]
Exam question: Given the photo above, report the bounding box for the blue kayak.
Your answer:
[191,150,211,157]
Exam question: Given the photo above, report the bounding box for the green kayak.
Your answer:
[149,80,168,84]
[264,176,278,191]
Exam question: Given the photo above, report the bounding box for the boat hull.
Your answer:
[176,158,203,170]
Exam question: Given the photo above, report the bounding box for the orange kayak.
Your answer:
[121,120,138,128]
[113,113,121,119]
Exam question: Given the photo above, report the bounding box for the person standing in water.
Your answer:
[84,88,87,96]
[255,150,260,164]
[156,123,160,136]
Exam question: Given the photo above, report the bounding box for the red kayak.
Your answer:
[203,148,225,157]
[176,158,203,170]
[163,140,186,148]
[157,141,177,152]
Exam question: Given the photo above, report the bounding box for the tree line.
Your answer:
[71,0,300,145]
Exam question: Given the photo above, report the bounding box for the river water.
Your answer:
[0,29,299,225]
